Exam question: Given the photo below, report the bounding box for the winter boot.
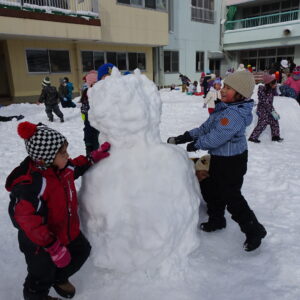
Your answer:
[60,117,64,123]
[53,280,75,299]
[199,217,226,232]
[271,136,283,142]
[248,137,260,143]
[242,221,267,252]
[48,117,53,122]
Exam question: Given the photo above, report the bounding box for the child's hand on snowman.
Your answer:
[90,142,111,163]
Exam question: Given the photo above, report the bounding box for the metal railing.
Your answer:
[225,9,300,30]
[0,0,99,18]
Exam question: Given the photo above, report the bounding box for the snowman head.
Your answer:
[88,67,162,147]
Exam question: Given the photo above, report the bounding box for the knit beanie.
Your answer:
[223,70,255,99]
[18,122,66,167]
[97,63,115,81]
[42,77,51,86]
[85,70,98,87]
[263,73,276,84]
[195,155,210,172]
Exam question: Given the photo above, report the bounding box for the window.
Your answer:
[191,0,214,24]
[240,46,295,72]
[209,59,220,75]
[106,52,117,66]
[26,49,70,73]
[81,51,146,72]
[82,51,104,72]
[164,51,179,73]
[196,51,204,72]
[116,0,167,11]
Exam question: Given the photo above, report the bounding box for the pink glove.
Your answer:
[90,142,110,163]
[45,240,71,268]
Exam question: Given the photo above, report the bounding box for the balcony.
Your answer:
[0,0,101,40]
[223,9,300,50]
[0,0,99,19]
[225,10,300,30]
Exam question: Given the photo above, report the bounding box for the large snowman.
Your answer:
[79,68,201,273]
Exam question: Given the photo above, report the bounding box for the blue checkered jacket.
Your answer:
[189,99,254,156]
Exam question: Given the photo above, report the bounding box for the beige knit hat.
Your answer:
[223,70,255,99]
[195,155,211,172]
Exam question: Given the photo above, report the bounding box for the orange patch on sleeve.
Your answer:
[220,118,230,126]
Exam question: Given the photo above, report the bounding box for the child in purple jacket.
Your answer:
[249,73,283,143]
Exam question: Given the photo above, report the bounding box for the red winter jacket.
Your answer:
[6,156,92,247]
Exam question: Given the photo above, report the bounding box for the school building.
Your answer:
[0,0,168,104]
[223,0,300,72]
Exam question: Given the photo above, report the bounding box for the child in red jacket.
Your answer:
[5,121,110,300]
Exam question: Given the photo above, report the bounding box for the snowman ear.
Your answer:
[111,67,121,78]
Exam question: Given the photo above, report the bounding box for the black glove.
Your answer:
[167,131,193,145]
[186,142,197,152]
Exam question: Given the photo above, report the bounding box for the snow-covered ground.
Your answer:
[0,85,300,300]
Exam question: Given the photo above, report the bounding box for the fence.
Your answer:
[0,0,99,18]
[226,10,300,30]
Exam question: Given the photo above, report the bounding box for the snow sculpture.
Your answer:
[79,68,200,273]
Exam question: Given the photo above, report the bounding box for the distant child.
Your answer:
[63,77,76,108]
[179,74,191,93]
[58,78,69,108]
[38,77,64,123]
[283,66,300,104]
[5,121,110,300]
[187,81,198,95]
[81,69,99,155]
[167,71,267,252]
[170,83,176,91]
[249,73,283,143]
[203,79,221,114]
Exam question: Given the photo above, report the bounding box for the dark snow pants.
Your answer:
[83,118,100,155]
[200,151,257,228]
[20,232,91,300]
[249,112,280,140]
[45,104,64,121]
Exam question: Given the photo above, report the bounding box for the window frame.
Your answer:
[163,50,179,73]
[191,0,215,24]
[81,50,147,72]
[25,48,71,74]
[196,51,205,72]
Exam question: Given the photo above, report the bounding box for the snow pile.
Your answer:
[79,68,201,273]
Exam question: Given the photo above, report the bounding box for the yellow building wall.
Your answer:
[100,0,168,46]
[0,16,101,41]
[6,39,153,99]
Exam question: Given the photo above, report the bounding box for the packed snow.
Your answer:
[0,77,300,300]
[80,69,200,273]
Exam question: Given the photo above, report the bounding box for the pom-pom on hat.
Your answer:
[42,77,51,86]
[18,122,66,167]
[223,70,255,99]
[97,63,115,81]
[263,73,276,84]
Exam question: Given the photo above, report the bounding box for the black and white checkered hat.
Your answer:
[18,122,66,167]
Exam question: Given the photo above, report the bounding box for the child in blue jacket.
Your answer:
[168,71,267,252]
